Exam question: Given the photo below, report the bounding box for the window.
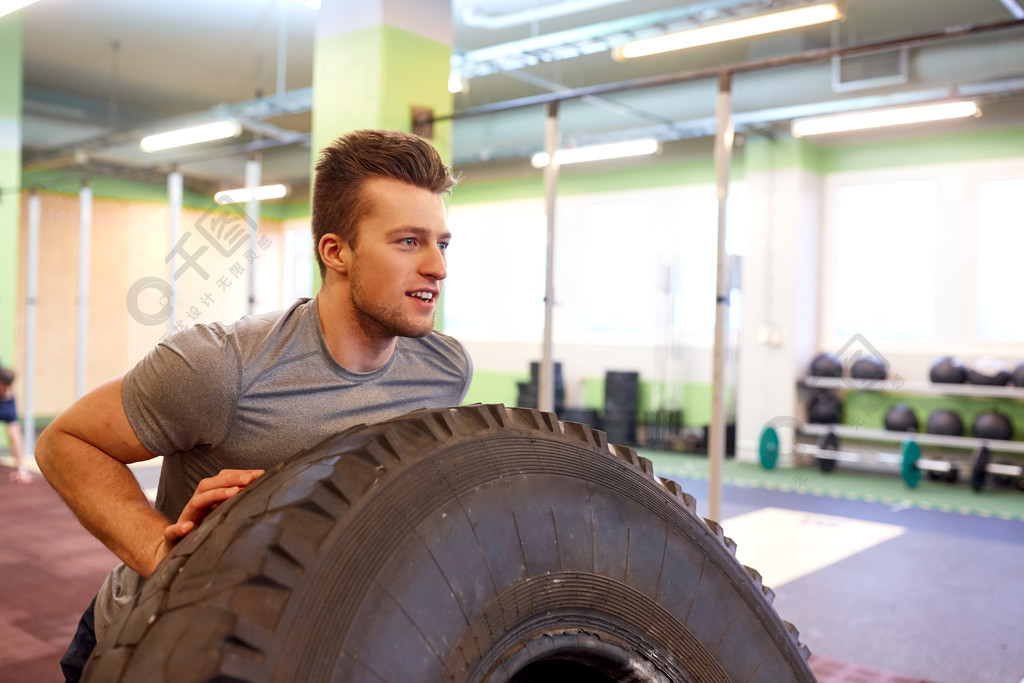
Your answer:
[443,202,546,339]
[444,185,744,346]
[579,201,658,335]
[831,180,938,343]
[823,159,1024,350]
[975,177,1024,341]
[283,228,314,304]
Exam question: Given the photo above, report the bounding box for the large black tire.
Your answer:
[85,404,814,682]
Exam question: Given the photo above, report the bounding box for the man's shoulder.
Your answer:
[176,298,315,354]
[396,332,472,382]
[222,297,314,338]
[401,330,467,358]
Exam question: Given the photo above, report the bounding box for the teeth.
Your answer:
[409,292,433,301]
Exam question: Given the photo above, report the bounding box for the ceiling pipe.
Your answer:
[454,0,762,78]
[24,87,314,167]
[998,0,1024,19]
[461,0,631,30]
[440,17,1024,120]
[451,74,1024,165]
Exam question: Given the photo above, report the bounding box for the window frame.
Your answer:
[820,157,1024,356]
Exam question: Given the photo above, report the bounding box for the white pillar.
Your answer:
[23,191,40,457]
[735,137,822,468]
[538,101,560,413]
[708,73,735,523]
[76,184,93,399]
[168,169,183,335]
[245,157,261,315]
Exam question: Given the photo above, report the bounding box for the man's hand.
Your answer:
[158,469,265,565]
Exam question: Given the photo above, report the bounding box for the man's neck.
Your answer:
[316,287,398,373]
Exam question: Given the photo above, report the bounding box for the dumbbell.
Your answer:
[970,446,1024,492]
[897,439,959,488]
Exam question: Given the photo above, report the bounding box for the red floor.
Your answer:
[0,466,936,682]
[0,467,117,682]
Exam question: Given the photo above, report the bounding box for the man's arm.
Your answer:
[36,376,261,578]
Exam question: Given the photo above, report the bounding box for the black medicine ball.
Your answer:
[884,404,919,432]
[807,390,843,424]
[810,353,843,378]
[930,357,967,384]
[850,356,887,380]
[966,357,1012,386]
[972,410,1014,441]
[1013,362,1024,388]
[926,410,964,437]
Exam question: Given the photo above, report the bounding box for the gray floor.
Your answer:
[667,475,1024,683]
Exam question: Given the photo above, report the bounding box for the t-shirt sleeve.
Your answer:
[456,339,474,403]
[121,324,240,456]
[431,331,474,404]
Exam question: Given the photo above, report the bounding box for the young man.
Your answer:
[36,129,473,680]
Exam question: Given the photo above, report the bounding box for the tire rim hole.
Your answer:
[510,658,619,683]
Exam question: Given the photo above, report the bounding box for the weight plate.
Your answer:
[900,440,921,488]
[759,425,779,470]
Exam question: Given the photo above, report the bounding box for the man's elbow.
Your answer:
[33,420,60,477]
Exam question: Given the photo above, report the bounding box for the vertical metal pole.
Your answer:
[168,169,183,335]
[709,72,734,523]
[277,0,289,98]
[76,183,93,399]
[538,101,560,413]
[24,191,40,458]
[245,156,261,315]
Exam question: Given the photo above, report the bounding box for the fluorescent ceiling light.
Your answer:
[0,0,42,19]
[140,121,242,152]
[531,138,660,168]
[615,3,841,59]
[791,100,980,136]
[215,184,289,204]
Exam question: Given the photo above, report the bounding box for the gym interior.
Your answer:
[1,0,1023,681]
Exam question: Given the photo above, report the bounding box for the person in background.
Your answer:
[0,366,31,484]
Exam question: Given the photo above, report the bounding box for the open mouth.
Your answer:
[407,291,435,303]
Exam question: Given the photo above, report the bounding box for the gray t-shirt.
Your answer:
[95,296,472,637]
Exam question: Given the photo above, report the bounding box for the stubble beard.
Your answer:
[349,278,435,340]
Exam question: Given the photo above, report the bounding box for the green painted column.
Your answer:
[311,0,453,161]
[0,13,22,369]
[310,0,454,315]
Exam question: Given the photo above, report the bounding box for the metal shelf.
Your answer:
[798,423,1024,455]
[800,377,1024,399]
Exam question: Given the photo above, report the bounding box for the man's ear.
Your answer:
[319,233,348,275]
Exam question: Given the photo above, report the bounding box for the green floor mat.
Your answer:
[640,449,1024,522]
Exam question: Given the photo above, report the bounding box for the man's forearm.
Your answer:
[36,426,168,578]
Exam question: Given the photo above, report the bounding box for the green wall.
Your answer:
[817,126,1024,174]
[1,13,22,371]
[844,391,1024,442]
[450,155,722,206]
[463,369,728,430]
[19,170,310,221]
[311,24,452,161]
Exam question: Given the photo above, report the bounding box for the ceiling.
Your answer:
[14,0,1024,200]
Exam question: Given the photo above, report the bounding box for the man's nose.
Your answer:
[421,244,447,280]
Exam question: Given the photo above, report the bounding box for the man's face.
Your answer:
[342,177,450,340]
